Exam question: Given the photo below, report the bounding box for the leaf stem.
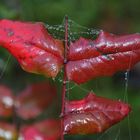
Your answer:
[61,15,68,140]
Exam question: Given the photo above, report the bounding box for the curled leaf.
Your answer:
[15,81,56,119]
[0,19,64,77]
[67,31,140,84]
[64,93,131,135]
[19,120,61,140]
[0,85,15,117]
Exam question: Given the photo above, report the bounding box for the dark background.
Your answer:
[0,0,140,139]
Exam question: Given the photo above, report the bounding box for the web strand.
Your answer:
[0,54,11,80]
[123,42,135,140]
[46,17,133,140]
[46,18,100,42]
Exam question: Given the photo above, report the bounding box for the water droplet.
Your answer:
[125,71,129,81]
[52,77,55,81]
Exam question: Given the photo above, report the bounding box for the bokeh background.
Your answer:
[0,0,140,139]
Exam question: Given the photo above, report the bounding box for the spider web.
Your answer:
[0,18,135,140]
[46,18,100,42]
[46,19,132,140]
[46,18,100,100]
[46,18,133,140]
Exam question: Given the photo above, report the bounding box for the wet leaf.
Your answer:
[15,81,56,119]
[0,122,17,140]
[0,19,64,77]
[64,93,131,135]
[19,120,61,140]
[1,19,140,84]
[67,31,140,84]
[0,85,15,118]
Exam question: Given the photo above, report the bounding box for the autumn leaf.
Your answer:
[19,120,61,140]
[15,81,56,119]
[1,20,140,84]
[67,31,140,84]
[0,122,17,140]
[0,120,60,140]
[0,19,64,77]
[0,85,15,118]
[64,93,131,135]
[0,19,134,137]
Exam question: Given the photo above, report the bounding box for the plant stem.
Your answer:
[61,15,68,140]
[13,107,21,140]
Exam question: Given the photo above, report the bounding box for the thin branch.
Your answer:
[60,15,68,140]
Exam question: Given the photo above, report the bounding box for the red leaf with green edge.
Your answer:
[0,19,64,77]
[63,93,131,135]
[0,122,17,139]
[0,85,15,118]
[15,81,56,119]
[19,120,61,140]
[66,30,140,84]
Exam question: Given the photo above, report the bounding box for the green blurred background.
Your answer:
[0,0,140,139]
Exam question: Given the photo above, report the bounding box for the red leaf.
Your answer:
[1,19,140,84]
[0,19,64,77]
[19,120,61,140]
[64,93,131,135]
[0,85,15,117]
[15,81,56,119]
[67,31,140,84]
[0,122,17,139]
